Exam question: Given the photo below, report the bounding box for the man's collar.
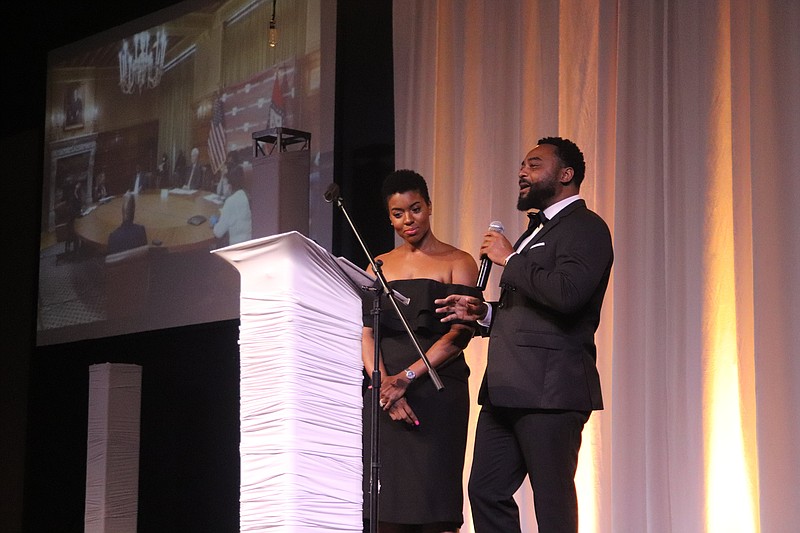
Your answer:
[543,194,581,220]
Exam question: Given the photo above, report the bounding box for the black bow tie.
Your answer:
[527,210,548,229]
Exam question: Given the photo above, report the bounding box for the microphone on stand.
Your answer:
[476,221,504,291]
[323,183,341,203]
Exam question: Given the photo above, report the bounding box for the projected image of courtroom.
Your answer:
[37,0,333,345]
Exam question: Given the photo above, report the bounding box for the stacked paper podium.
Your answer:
[213,231,366,532]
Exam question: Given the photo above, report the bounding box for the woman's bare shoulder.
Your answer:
[444,244,477,267]
[433,243,477,284]
[366,247,404,275]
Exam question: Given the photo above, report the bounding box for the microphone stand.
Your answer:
[325,184,443,533]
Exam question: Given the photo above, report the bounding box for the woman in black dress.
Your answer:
[362,170,481,532]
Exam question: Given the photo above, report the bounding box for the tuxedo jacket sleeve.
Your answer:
[479,199,613,411]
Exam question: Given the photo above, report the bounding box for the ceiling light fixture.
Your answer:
[268,0,278,48]
[118,28,167,94]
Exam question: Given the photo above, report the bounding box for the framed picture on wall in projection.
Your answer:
[63,82,85,130]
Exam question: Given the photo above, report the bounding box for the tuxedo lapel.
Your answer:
[512,225,537,249]
[518,199,586,252]
[501,200,587,304]
[525,218,554,248]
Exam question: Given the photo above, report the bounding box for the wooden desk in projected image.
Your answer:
[74,190,220,254]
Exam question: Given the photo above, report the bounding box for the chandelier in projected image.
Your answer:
[118,28,167,94]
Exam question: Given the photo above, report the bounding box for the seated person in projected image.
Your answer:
[156,153,169,189]
[215,166,231,200]
[210,162,251,246]
[182,147,207,190]
[172,149,187,188]
[214,151,241,200]
[107,193,148,255]
[60,180,85,252]
[68,181,84,219]
[93,171,109,203]
[361,170,480,533]
[130,164,149,195]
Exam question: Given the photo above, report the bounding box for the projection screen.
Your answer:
[37,0,336,345]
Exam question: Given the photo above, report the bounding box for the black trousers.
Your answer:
[468,404,590,533]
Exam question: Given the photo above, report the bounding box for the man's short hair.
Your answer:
[537,136,586,187]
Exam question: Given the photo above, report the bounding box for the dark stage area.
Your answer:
[1,1,394,530]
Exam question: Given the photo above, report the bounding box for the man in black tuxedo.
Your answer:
[435,137,613,532]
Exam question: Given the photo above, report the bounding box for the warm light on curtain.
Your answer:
[392,0,800,531]
[702,2,758,531]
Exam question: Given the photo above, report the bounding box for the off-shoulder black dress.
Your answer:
[362,278,481,526]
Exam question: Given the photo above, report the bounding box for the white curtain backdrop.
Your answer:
[392,1,799,531]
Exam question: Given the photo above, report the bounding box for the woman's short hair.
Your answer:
[381,169,431,208]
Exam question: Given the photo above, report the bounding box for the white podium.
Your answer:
[213,231,367,532]
[84,363,142,533]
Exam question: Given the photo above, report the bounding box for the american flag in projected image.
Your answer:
[268,70,286,128]
[212,61,296,156]
[208,94,226,174]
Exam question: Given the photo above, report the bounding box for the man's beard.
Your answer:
[517,179,556,211]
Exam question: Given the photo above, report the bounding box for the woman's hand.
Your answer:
[386,397,419,426]
[379,372,412,409]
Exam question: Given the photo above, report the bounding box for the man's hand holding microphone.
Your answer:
[436,220,514,322]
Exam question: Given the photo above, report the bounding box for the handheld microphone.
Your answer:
[476,221,504,291]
